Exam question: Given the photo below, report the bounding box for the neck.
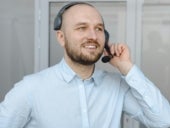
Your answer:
[64,57,95,80]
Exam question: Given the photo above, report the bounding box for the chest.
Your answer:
[29,78,126,128]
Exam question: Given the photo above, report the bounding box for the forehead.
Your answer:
[63,4,103,24]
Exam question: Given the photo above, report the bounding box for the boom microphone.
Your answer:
[101,35,114,63]
[101,30,114,63]
[101,55,113,63]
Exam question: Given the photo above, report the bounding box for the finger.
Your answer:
[114,43,121,56]
[110,44,116,56]
[118,44,123,55]
[103,49,109,56]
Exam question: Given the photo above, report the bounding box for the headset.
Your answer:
[53,2,113,63]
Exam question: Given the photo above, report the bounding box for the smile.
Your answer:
[85,45,97,49]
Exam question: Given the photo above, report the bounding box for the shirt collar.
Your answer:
[59,58,76,83]
[92,67,104,86]
[58,58,103,85]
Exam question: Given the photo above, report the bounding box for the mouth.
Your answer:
[81,40,101,54]
[84,44,97,49]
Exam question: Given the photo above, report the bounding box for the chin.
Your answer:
[79,57,100,65]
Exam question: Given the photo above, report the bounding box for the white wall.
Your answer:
[0,0,34,101]
[141,0,170,101]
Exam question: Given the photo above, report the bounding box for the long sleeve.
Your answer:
[123,65,170,128]
[0,81,32,128]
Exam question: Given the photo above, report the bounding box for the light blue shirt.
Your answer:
[0,59,170,128]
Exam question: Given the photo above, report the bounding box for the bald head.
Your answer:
[61,3,104,31]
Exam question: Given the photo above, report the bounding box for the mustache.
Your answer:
[82,39,100,46]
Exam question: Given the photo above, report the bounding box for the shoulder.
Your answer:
[92,68,130,99]
[12,64,59,91]
[95,68,129,89]
[95,68,122,82]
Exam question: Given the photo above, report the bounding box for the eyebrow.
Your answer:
[74,22,104,28]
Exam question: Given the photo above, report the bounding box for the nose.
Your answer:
[87,29,97,40]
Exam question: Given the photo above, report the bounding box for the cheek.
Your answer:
[64,37,81,52]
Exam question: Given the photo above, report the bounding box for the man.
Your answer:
[0,2,170,128]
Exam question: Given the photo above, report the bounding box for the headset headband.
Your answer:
[54,2,93,30]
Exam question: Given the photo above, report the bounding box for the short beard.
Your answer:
[65,38,103,65]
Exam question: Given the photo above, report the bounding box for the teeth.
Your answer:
[85,45,96,48]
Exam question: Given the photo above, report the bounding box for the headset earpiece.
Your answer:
[54,11,62,30]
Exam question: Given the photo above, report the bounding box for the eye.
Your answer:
[77,26,87,31]
[95,27,104,32]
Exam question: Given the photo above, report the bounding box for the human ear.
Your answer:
[56,30,65,47]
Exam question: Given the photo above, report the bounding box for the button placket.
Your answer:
[78,80,90,128]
